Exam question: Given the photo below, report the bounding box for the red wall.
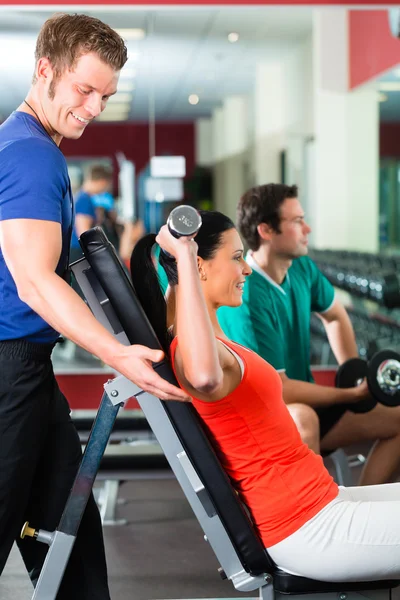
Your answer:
[61,122,195,182]
[349,11,400,90]
[60,369,337,410]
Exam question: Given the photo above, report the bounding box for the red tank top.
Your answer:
[170,337,338,547]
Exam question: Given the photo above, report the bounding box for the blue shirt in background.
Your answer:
[91,191,114,211]
[70,190,96,249]
[0,111,73,343]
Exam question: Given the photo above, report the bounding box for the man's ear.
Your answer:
[197,257,207,281]
[257,222,274,242]
[36,57,54,82]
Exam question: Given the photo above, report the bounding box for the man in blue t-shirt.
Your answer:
[0,13,187,597]
[218,183,400,486]
[70,163,112,262]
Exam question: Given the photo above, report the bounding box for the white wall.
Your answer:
[312,9,379,251]
[195,118,213,167]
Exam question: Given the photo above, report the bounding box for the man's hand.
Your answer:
[348,379,373,404]
[114,345,190,402]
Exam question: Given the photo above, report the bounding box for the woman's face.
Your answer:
[200,228,252,309]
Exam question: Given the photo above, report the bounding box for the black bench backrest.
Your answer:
[79,227,274,576]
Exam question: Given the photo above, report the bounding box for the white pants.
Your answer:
[267,484,400,582]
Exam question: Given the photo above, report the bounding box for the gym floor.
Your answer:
[1,447,378,600]
[1,476,255,600]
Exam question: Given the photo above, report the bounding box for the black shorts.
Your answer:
[316,403,352,440]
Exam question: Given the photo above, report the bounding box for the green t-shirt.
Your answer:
[154,245,169,294]
[217,254,335,382]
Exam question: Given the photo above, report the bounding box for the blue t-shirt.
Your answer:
[70,189,96,249]
[0,111,73,343]
[91,191,114,211]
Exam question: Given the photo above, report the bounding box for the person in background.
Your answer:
[70,163,112,262]
[217,183,400,486]
[119,216,146,267]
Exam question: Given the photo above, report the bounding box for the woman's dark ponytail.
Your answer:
[130,234,171,354]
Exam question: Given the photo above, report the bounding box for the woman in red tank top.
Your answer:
[131,209,400,582]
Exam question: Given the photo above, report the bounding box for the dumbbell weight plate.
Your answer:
[335,358,377,413]
[161,205,202,260]
[167,205,202,238]
[368,350,400,408]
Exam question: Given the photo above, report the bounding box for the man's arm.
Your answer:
[316,298,359,365]
[282,298,366,407]
[0,218,189,402]
[279,371,367,407]
[225,306,369,408]
[74,213,94,238]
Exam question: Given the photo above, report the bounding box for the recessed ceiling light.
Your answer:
[188,94,199,105]
[379,93,388,102]
[228,32,240,43]
[115,28,146,41]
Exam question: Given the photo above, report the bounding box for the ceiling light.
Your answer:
[379,93,388,103]
[378,82,400,91]
[188,94,199,106]
[393,68,400,78]
[228,32,240,43]
[115,28,146,41]
[108,93,133,103]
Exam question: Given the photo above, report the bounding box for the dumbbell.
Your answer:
[368,350,400,407]
[167,205,202,239]
[161,205,202,259]
[335,358,377,413]
[335,349,400,413]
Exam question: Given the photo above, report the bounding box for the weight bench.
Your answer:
[72,408,167,525]
[26,227,400,600]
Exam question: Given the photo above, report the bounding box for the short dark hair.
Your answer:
[33,13,128,83]
[237,183,298,251]
[86,164,112,182]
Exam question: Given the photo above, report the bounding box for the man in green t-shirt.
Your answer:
[218,183,400,486]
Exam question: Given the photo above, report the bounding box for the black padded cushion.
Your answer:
[79,227,274,576]
[274,569,400,594]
